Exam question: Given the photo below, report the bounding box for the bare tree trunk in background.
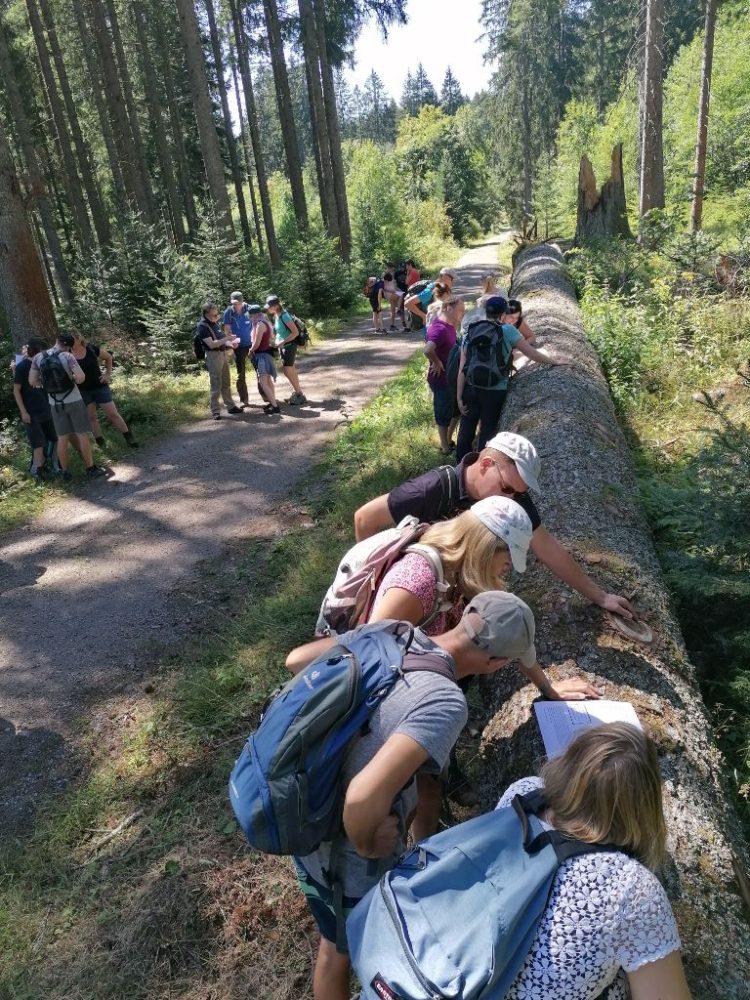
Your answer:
[130,0,187,244]
[204,0,253,251]
[483,242,750,999]
[25,0,94,251]
[638,0,665,216]
[0,116,57,349]
[261,0,308,230]
[313,0,351,259]
[228,0,279,266]
[152,3,199,240]
[174,0,236,240]
[104,0,157,224]
[230,55,264,253]
[0,22,72,303]
[31,210,58,307]
[69,0,129,215]
[521,77,533,222]
[576,145,633,243]
[36,0,111,247]
[298,0,338,242]
[690,0,721,232]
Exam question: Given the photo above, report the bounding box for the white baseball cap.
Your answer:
[486,432,541,494]
[439,267,456,279]
[469,495,533,573]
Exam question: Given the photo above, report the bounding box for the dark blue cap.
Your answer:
[485,295,508,314]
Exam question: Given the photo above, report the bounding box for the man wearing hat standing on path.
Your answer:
[223,290,253,408]
[288,591,540,1000]
[354,431,635,621]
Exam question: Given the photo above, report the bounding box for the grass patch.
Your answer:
[0,351,444,999]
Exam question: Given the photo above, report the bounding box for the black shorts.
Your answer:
[369,296,381,313]
[25,414,58,450]
[279,340,298,367]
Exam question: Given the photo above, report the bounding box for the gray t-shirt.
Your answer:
[298,632,468,898]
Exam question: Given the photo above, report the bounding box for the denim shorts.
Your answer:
[431,382,456,427]
[292,859,361,949]
[81,385,114,406]
[253,351,277,379]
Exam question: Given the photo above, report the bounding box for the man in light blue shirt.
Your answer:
[223,290,252,407]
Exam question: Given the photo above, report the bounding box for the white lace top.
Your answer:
[498,778,681,1000]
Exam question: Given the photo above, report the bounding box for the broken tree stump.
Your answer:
[480,243,750,998]
[576,143,632,243]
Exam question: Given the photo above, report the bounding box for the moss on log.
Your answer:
[480,243,750,997]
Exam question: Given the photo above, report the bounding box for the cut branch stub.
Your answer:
[576,144,632,243]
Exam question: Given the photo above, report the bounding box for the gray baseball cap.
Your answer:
[230,290,244,302]
[486,432,542,494]
[461,591,537,667]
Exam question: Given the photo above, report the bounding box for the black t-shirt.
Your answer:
[76,345,102,392]
[13,357,51,418]
[197,318,228,349]
[387,452,542,531]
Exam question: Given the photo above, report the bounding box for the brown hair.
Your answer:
[419,511,510,599]
[541,722,667,870]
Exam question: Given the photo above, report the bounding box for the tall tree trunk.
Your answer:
[638,0,665,216]
[104,0,157,223]
[152,3,199,239]
[87,0,150,218]
[231,54,264,253]
[298,0,338,241]
[228,0,279,266]
[204,0,253,250]
[261,0,308,229]
[69,0,129,214]
[576,145,633,243]
[0,116,57,349]
[521,78,533,222]
[36,0,111,247]
[25,0,94,251]
[690,0,720,232]
[313,0,351,259]
[486,241,750,999]
[31,210,58,307]
[0,22,73,303]
[174,0,236,239]
[131,0,187,244]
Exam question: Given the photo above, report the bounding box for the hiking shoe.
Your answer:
[95,435,105,447]
[389,324,397,332]
[263,404,281,415]
[227,406,243,415]
[288,392,307,406]
[61,471,73,483]
[86,465,108,480]
[212,413,221,421]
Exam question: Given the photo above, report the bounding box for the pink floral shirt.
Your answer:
[373,551,463,635]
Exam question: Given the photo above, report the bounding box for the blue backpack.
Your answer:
[347,789,620,1000]
[229,621,454,857]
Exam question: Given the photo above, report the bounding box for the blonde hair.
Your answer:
[420,510,510,599]
[71,329,87,347]
[541,722,667,870]
[480,272,499,295]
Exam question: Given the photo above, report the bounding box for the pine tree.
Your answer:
[401,70,419,116]
[413,62,439,109]
[360,70,396,144]
[440,67,465,115]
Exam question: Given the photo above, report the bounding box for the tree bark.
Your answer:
[313,0,351,259]
[0,115,57,349]
[104,0,157,223]
[174,0,236,240]
[228,0,279,266]
[230,54,264,253]
[298,0,338,242]
[25,0,94,251]
[131,0,187,244]
[0,22,72,303]
[480,242,750,998]
[638,0,665,216]
[36,0,111,247]
[261,0,308,229]
[204,0,253,251]
[690,0,720,232]
[575,145,632,243]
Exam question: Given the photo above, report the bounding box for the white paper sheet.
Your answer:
[533,700,642,758]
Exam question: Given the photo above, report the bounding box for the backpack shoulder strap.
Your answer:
[512,791,629,861]
[403,542,452,631]
[436,464,459,520]
[400,650,457,684]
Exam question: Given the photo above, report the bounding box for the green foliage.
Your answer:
[394,105,452,202]
[347,140,408,272]
[275,221,356,315]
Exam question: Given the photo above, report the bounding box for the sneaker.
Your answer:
[288,392,307,406]
[295,393,307,405]
[86,465,108,480]
[61,471,73,483]
[389,324,397,332]
[227,406,243,415]
[212,413,221,421]
[263,405,281,415]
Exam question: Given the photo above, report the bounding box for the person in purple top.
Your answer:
[423,295,464,454]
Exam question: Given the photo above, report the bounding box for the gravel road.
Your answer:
[0,237,506,836]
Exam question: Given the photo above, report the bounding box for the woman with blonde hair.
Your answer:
[495,722,691,999]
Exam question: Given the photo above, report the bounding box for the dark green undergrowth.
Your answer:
[570,234,750,833]
[0,350,444,999]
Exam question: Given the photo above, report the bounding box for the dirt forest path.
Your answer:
[0,235,508,836]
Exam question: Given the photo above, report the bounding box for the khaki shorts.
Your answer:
[49,399,91,436]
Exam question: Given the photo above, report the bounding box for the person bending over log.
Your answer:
[354,431,635,620]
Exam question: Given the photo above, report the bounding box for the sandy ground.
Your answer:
[0,236,507,836]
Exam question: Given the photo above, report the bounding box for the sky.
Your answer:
[345,0,492,104]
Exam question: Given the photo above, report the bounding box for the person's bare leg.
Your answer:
[30,445,45,472]
[448,416,459,444]
[411,773,443,841]
[260,374,277,406]
[389,295,397,327]
[100,400,129,433]
[86,404,103,439]
[282,365,302,394]
[75,432,95,467]
[437,424,451,451]
[57,434,70,472]
[312,938,351,1000]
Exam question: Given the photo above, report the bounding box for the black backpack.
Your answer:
[463,318,512,390]
[285,313,311,348]
[38,351,74,402]
[193,333,207,360]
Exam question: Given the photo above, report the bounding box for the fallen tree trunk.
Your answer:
[480,243,750,997]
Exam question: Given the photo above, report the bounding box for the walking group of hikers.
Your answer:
[228,274,693,1000]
